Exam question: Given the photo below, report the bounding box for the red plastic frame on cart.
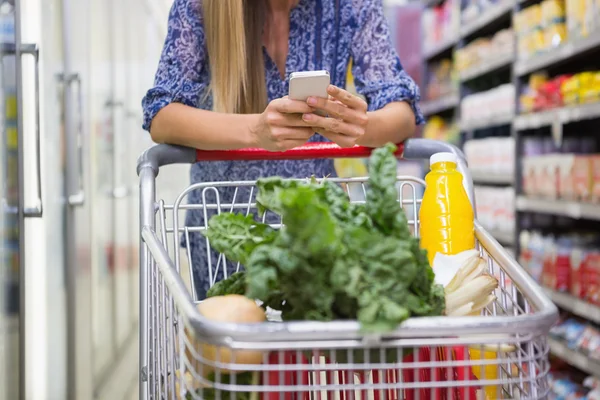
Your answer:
[196,142,405,162]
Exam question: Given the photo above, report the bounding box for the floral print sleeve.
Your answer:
[141,0,209,131]
[350,0,424,125]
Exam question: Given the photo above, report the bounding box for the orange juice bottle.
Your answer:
[419,152,475,266]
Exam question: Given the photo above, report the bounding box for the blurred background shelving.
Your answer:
[417,0,600,393]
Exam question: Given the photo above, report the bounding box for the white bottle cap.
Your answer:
[430,152,458,167]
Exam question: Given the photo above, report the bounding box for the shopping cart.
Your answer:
[137,139,558,400]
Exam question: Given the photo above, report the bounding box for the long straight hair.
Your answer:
[202,0,267,114]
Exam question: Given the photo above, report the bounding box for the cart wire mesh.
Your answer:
[140,175,554,400]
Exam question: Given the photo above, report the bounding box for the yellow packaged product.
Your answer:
[561,75,579,105]
[529,4,544,28]
[544,22,568,48]
[513,12,523,35]
[566,0,586,37]
[520,93,536,113]
[531,28,547,53]
[578,71,599,103]
[541,0,566,27]
[584,0,599,34]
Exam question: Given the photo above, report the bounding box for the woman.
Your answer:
[142,0,424,298]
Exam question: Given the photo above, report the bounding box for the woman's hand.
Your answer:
[252,97,315,151]
[302,85,369,148]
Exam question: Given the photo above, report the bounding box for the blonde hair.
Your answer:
[203,0,267,114]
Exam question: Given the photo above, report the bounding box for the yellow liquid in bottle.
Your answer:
[419,158,475,266]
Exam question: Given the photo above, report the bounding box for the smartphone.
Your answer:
[288,70,330,102]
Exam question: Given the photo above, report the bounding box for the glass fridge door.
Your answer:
[0,1,20,398]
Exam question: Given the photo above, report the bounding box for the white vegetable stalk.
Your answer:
[442,253,499,317]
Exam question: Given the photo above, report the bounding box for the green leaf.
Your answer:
[206,271,247,298]
[366,143,411,240]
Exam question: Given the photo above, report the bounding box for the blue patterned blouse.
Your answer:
[142,0,424,298]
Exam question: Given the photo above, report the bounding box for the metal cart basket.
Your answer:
[137,139,558,400]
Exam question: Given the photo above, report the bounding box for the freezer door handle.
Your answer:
[20,44,43,218]
[58,72,86,207]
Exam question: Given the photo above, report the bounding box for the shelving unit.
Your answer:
[548,338,600,379]
[421,93,460,116]
[423,37,457,60]
[470,170,514,185]
[420,0,600,383]
[459,0,514,38]
[461,113,514,131]
[514,33,600,76]
[459,52,514,82]
[515,197,600,221]
[514,102,600,130]
[543,289,600,325]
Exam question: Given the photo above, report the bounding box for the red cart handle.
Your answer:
[195,142,405,162]
[137,139,466,177]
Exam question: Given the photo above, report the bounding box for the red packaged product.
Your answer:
[554,236,573,292]
[570,244,587,299]
[542,236,557,289]
[583,251,600,306]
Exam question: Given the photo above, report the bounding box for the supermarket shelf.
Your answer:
[471,170,514,185]
[548,338,600,378]
[544,288,600,325]
[421,0,443,7]
[514,102,600,130]
[461,113,514,131]
[423,36,457,60]
[515,32,600,76]
[460,0,514,38]
[420,93,459,116]
[515,197,600,220]
[459,53,514,82]
[488,229,515,245]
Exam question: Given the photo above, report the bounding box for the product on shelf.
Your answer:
[515,0,568,59]
[565,0,600,39]
[521,135,600,202]
[422,0,460,52]
[424,58,458,101]
[455,29,514,73]
[464,137,515,176]
[422,116,461,145]
[520,230,600,305]
[551,317,600,358]
[474,186,515,235]
[562,71,600,106]
[516,0,600,59]
[520,71,600,113]
[461,84,515,125]
[461,0,510,26]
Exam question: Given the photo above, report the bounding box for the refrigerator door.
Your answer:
[19,0,69,397]
[0,2,21,398]
[89,0,116,384]
[61,0,94,398]
[110,0,132,350]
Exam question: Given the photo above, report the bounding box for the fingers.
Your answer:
[271,97,314,114]
[302,112,365,138]
[327,85,368,111]
[265,111,311,128]
[316,130,358,148]
[306,95,368,126]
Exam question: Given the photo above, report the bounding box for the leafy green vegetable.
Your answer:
[203,143,445,332]
[206,271,247,298]
[202,213,276,265]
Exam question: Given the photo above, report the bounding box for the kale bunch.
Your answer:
[203,144,444,332]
